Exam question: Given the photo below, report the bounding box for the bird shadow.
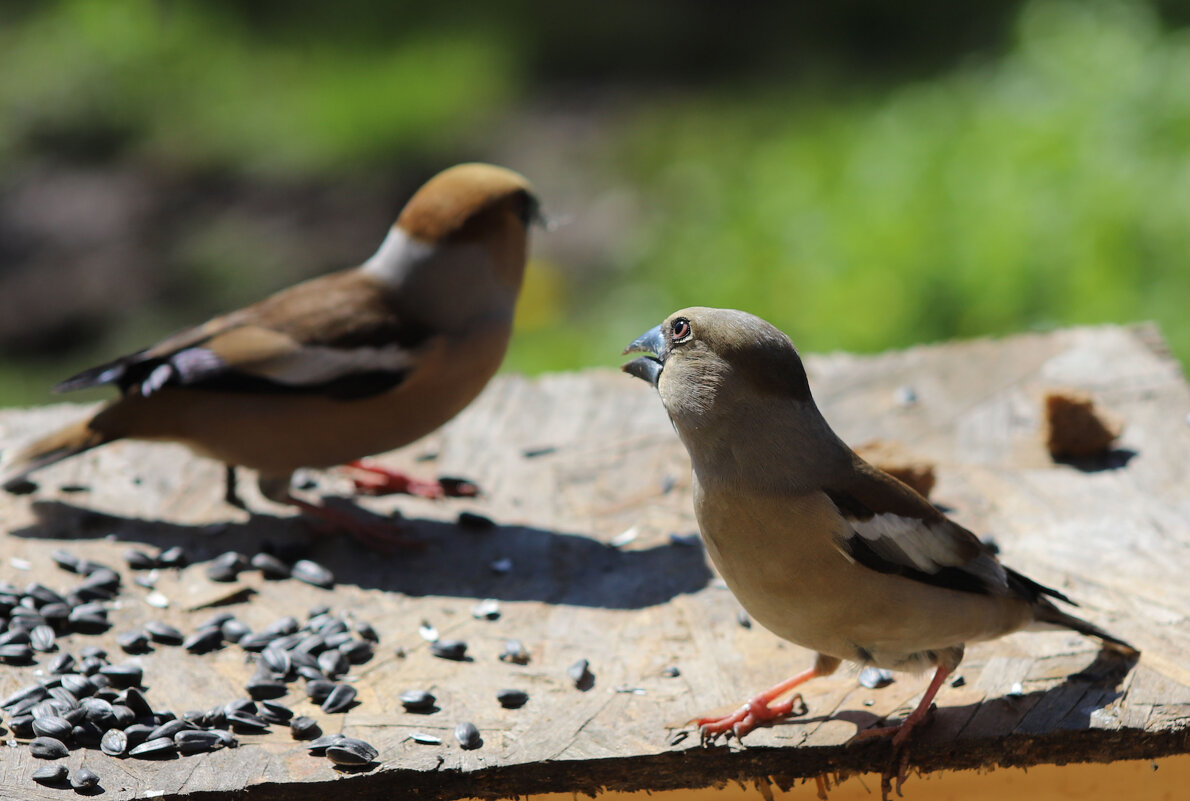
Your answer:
[10,498,713,609]
[818,646,1137,755]
[693,646,1138,765]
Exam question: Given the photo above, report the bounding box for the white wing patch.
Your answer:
[851,512,1008,589]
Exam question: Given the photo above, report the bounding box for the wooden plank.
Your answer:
[0,324,1186,799]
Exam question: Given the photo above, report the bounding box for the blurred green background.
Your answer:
[1,0,1188,407]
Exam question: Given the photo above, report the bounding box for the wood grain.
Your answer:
[0,324,1186,799]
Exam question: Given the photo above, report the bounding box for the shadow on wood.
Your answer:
[13,498,714,608]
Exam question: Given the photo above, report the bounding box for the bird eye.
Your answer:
[671,318,691,343]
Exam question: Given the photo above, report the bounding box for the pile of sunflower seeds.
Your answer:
[1,545,554,792]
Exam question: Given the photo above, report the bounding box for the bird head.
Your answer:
[623,307,814,432]
[396,163,540,287]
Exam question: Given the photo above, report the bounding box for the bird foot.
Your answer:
[345,460,479,499]
[850,704,935,801]
[696,692,808,742]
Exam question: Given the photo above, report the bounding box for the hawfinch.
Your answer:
[2,163,539,545]
[623,307,1135,794]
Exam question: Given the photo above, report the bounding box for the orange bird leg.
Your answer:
[345,460,478,499]
[696,665,821,741]
[851,664,952,800]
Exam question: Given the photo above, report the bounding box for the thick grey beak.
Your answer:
[621,325,665,387]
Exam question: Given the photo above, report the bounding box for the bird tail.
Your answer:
[1,415,112,491]
[1032,603,1139,657]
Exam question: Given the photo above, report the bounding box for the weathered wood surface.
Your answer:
[0,323,1186,800]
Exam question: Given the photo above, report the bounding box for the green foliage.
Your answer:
[511,0,1190,372]
[0,0,516,173]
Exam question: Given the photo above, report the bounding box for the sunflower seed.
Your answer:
[32,764,68,785]
[568,658,594,689]
[322,631,352,650]
[49,685,80,709]
[398,689,436,712]
[471,599,501,620]
[354,621,379,642]
[325,737,378,765]
[129,736,177,758]
[305,733,346,754]
[30,736,69,759]
[175,729,223,753]
[60,674,95,698]
[417,621,438,642]
[305,679,336,703]
[859,666,895,689]
[123,723,154,747]
[148,719,192,741]
[183,626,223,653]
[26,583,68,606]
[10,714,35,737]
[206,551,248,582]
[120,688,152,717]
[0,628,31,647]
[737,609,752,628]
[158,546,188,568]
[291,559,334,589]
[321,683,357,714]
[69,613,110,634]
[48,652,76,674]
[496,688,529,709]
[226,698,255,717]
[662,665,681,677]
[454,721,482,750]
[227,710,270,733]
[2,682,47,709]
[290,715,320,739]
[32,716,73,739]
[245,678,288,700]
[0,643,33,663]
[430,639,467,661]
[339,639,373,665]
[220,619,251,643]
[261,646,291,675]
[80,568,121,592]
[81,697,115,727]
[117,630,150,654]
[144,621,184,645]
[50,549,83,573]
[71,768,100,790]
[296,665,326,682]
[257,700,293,724]
[28,624,56,652]
[100,728,128,756]
[317,648,348,677]
[99,664,143,687]
[123,549,159,570]
[251,553,291,579]
[406,731,441,745]
[73,721,104,747]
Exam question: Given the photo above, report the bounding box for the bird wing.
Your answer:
[53,270,434,401]
[825,455,1073,604]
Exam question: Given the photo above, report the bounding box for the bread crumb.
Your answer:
[1043,388,1123,459]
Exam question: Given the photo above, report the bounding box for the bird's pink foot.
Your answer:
[696,692,807,741]
[345,460,479,499]
[849,664,951,801]
[694,664,821,742]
